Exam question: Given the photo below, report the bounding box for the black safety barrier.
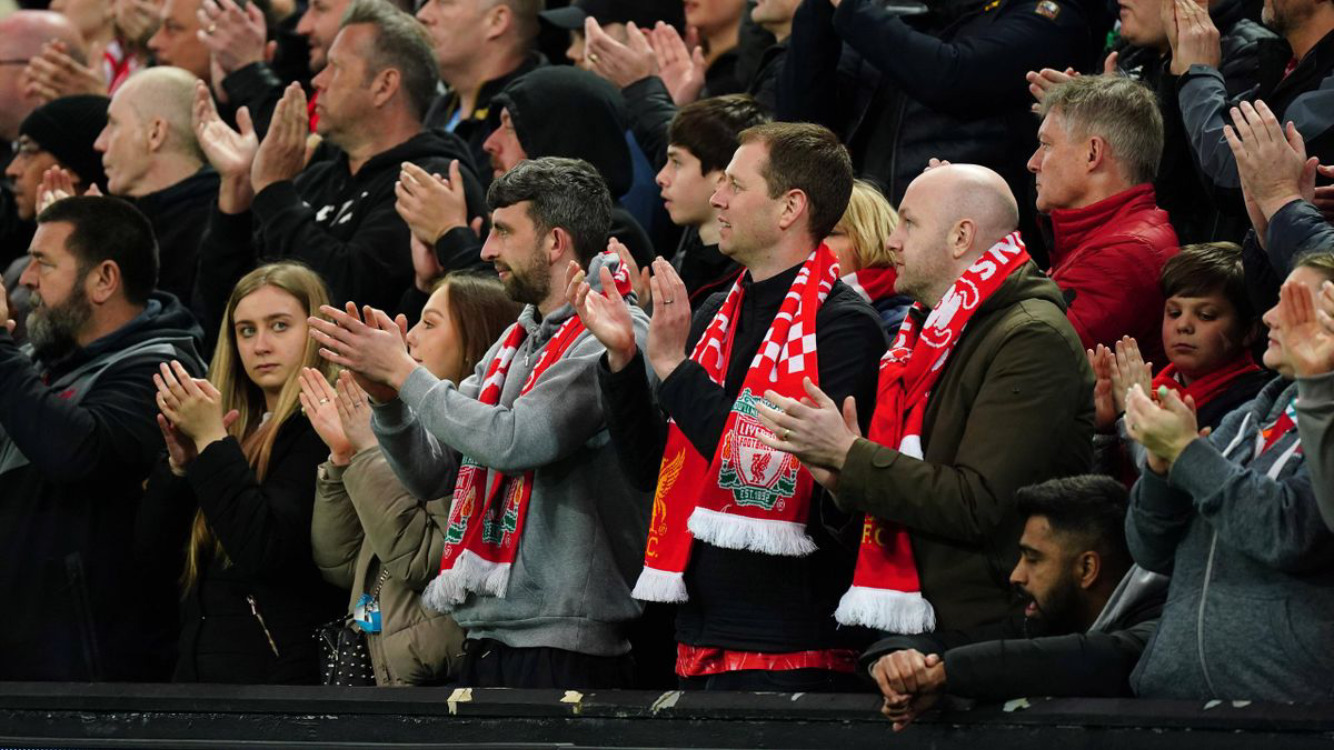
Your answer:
[1,682,1332,748]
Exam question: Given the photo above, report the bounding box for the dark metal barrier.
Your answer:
[1,683,1332,749]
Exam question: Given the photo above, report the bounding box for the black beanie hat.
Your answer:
[18,94,110,191]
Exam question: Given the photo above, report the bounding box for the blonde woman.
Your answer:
[306,273,521,685]
[135,263,345,683]
[825,179,912,334]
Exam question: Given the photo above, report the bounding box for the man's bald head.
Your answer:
[889,163,1021,307]
[0,11,87,141]
[113,67,203,160]
[920,164,1019,251]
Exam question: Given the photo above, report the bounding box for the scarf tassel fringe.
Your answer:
[421,550,511,613]
[687,507,818,557]
[835,586,936,633]
[631,566,689,603]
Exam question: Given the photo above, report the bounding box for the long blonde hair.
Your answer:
[182,263,335,591]
[833,179,900,272]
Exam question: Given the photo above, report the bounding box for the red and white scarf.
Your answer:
[842,266,899,305]
[835,232,1030,632]
[633,246,841,602]
[424,253,631,611]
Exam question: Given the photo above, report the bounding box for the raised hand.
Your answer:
[298,366,352,463]
[37,166,78,214]
[1125,384,1199,473]
[649,22,706,106]
[197,0,271,77]
[645,257,691,381]
[24,40,107,103]
[395,160,470,245]
[307,302,417,396]
[1223,100,1313,245]
[409,234,445,294]
[1110,336,1153,414]
[154,360,229,452]
[251,82,309,195]
[0,282,14,335]
[583,16,656,89]
[334,370,375,453]
[565,257,637,371]
[1168,0,1221,75]
[1025,67,1076,111]
[1276,279,1334,378]
[1088,345,1117,432]
[756,378,861,471]
[117,0,164,45]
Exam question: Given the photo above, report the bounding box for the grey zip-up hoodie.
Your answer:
[1296,372,1334,533]
[1127,376,1334,702]
[370,253,652,657]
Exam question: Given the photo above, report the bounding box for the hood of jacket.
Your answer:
[490,67,633,196]
[37,291,204,378]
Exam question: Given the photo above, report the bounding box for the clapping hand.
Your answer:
[36,166,78,214]
[0,282,15,335]
[155,360,231,454]
[756,378,861,492]
[298,366,352,464]
[649,22,706,106]
[565,247,638,371]
[197,0,272,78]
[1167,0,1221,76]
[251,82,309,195]
[1223,100,1320,246]
[334,370,375,454]
[583,17,656,89]
[644,257,691,381]
[395,160,476,245]
[1276,279,1334,378]
[1125,383,1199,474]
[1110,336,1153,415]
[308,302,416,399]
[24,41,107,103]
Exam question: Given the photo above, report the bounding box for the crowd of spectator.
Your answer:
[0,0,1332,729]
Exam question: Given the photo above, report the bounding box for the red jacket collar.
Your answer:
[1048,183,1160,268]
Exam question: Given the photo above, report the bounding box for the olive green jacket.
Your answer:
[838,262,1095,631]
[312,448,464,685]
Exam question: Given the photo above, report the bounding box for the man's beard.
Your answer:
[26,284,93,362]
[1015,577,1083,635]
[498,252,550,308]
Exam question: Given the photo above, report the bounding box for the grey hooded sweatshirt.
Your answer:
[1127,377,1334,702]
[370,253,652,657]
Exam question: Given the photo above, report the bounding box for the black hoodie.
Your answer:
[488,67,656,265]
[195,130,489,344]
[132,167,221,316]
[0,293,206,681]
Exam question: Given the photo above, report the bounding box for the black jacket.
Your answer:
[195,130,488,346]
[136,416,345,683]
[133,167,220,314]
[600,260,887,653]
[1244,198,1334,317]
[0,294,205,681]
[861,569,1166,700]
[779,0,1106,208]
[672,227,742,312]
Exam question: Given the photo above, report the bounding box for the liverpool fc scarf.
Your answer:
[632,246,840,602]
[835,232,1030,632]
[1151,352,1261,412]
[842,266,899,305]
[423,253,631,612]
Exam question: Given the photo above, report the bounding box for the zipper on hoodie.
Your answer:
[246,594,281,658]
[1196,528,1221,697]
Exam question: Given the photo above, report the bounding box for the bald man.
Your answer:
[764,163,1095,636]
[95,66,219,307]
[0,11,87,143]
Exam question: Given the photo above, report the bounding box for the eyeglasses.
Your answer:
[11,140,44,158]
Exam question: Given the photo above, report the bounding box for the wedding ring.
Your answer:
[663,298,675,305]
[588,52,601,64]
[208,22,217,33]
[319,398,330,404]
[783,428,792,442]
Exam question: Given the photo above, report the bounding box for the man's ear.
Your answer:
[146,117,169,154]
[1086,135,1108,174]
[483,2,512,42]
[371,68,401,108]
[949,218,977,259]
[548,225,573,264]
[1076,550,1102,590]
[776,188,809,232]
[85,260,123,305]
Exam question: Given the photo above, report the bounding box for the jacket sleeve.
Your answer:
[0,333,186,482]
[860,619,1024,671]
[250,180,413,308]
[1055,238,1161,351]
[186,424,326,578]
[220,62,286,139]
[830,0,1094,117]
[1167,433,1334,572]
[598,349,669,494]
[943,621,1157,699]
[1178,66,1245,190]
[393,317,649,473]
[1126,466,1194,575]
[310,459,365,590]
[1267,198,1334,267]
[343,448,450,591]
[836,320,1090,543]
[622,76,678,171]
[193,205,261,343]
[434,226,489,274]
[1296,372,1334,532]
[776,0,848,128]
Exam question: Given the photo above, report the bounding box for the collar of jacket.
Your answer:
[1046,183,1159,268]
[444,51,547,126]
[1271,28,1334,96]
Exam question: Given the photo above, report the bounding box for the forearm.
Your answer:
[371,396,460,501]
[1177,67,1242,189]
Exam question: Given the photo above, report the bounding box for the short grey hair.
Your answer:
[1039,75,1163,186]
[341,0,440,121]
[487,157,612,267]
